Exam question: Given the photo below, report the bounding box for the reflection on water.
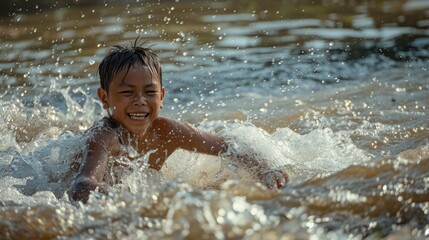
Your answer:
[0,0,429,239]
[2,0,428,90]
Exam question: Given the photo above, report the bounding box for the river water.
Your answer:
[0,0,428,239]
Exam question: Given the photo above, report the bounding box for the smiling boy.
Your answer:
[71,40,288,203]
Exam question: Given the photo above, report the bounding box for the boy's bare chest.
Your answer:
[109,139,170,171]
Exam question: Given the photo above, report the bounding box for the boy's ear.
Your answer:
[160,87,165,109]
[97,87,109,109]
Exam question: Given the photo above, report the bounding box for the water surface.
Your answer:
[0,0,428,239]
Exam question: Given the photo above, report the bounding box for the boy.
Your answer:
[71,39,288,203]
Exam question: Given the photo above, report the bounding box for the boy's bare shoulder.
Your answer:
[85,119,120,149]
[152,116,176,133]
[152,116,187,133]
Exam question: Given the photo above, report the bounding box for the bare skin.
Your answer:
[72,116,231,202]
[72,64,288,203]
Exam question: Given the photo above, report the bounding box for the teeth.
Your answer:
[129,113,149,119]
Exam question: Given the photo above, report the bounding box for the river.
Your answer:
[0,0,428,239]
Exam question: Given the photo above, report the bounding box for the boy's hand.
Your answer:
[72,177,108,203]
[259,169,289,189]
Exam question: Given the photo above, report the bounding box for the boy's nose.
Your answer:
[133,94,147,105]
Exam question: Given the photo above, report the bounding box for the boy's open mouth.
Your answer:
[128,112,149,120]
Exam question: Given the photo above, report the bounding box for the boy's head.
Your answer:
[98,39,162,93]
[96,39,165,135]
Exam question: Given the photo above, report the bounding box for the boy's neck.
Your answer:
[116,127,149,152]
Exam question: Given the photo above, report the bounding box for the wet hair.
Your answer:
[98,38,162,93]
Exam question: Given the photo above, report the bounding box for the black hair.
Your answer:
[98,38,162,93]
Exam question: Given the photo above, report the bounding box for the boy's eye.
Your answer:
[146,90,158,95]
[120,90,133,95]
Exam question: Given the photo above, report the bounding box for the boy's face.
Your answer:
[97,64,165,136]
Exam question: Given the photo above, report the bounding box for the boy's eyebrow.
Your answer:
[120,81,159,88]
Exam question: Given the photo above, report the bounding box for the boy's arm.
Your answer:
[226,151,289,189]
[71,130,115,203]
[163,118,227,156]
[166,118,288,189]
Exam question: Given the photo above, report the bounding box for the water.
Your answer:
[1,0,429,239]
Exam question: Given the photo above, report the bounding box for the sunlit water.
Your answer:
[1,0,429,239]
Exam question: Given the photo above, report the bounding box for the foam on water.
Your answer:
[0,65,427,240]
[1,1,428,238]
[0,87,372,208]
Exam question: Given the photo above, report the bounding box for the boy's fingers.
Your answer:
[260,169,289,189]
[276,171,288,189]
[262,174,275,189]
[276,178,285,189]
[96,184,109,195]
[283,171,290,184]
[274,170,289,189]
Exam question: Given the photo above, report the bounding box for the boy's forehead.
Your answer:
[112,64,161,85]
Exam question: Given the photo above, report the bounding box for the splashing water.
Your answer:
[1,0,429,239]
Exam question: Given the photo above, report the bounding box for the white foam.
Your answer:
[160,121,371,186]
